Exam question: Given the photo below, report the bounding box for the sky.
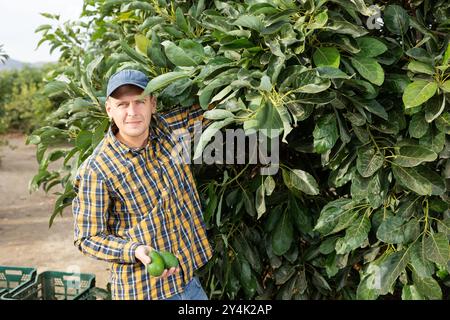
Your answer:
[0,0,84,63]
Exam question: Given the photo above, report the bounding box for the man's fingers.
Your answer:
[165,268,174,277]
[137,253,151,265]
[154,267,181,279]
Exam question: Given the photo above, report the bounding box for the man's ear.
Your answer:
[105,98,113,120]
[150,96,157,114]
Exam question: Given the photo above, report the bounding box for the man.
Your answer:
[72,69,213,300]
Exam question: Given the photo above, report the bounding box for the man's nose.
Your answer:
[127,101,139,115]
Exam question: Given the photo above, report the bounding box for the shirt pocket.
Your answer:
[124,205,159,245]
[109,172,159,216]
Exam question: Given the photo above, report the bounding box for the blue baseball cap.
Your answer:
[106,69,150,97]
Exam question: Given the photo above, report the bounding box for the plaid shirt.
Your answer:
[72,105,213,300]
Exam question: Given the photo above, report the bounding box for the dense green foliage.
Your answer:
[0,66,58,134]
[30,0,449,299]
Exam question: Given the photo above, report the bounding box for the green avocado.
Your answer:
[147,251,165,277]
[160,251,179,268]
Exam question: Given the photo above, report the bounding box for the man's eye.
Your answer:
[137,100,145,104]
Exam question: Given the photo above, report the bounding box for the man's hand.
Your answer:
[135,245,180,279]
[135,245,152,265]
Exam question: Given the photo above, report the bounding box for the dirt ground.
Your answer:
[0,133,109,289]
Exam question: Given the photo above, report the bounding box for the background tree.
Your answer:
[29,0,450,300]
[0,65,59,134]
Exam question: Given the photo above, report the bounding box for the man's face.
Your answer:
[105,85,156,143]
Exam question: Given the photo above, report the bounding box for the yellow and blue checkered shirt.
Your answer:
[72,105,213,300]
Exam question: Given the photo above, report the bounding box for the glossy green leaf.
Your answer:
[239,259,256,298]
[392,165,429,195]
[313,47,340,68]
[76,130,92,150]
[416,166,446,195]
[409,113,428,138]
[441,42,450,66]
[361,99,388,120]
[424,233,449,266]
[312,270,332,292]
[402,80,438,109]
[313,113,338,154]
[308,10,328,29]
[410,241,435,278]
[406,48,432,64]
[440,80,450,93]
[264,176,276,196]
[274,264,296,286]
[272,211,294,256]
[144,71,191,94]
[355,37,388,57]
[350,56,384,86]
[43,81,68,97]
[394,145,437,167]
[232,15,263,32]
[203,109,234,120]
[335,214,371,254]
[412,271,442,300]
[255,183,266,219]
[407,61,434,75]
[289,169,320,196]
[319,236,339,255]
[316,66,351,79]
[367,249,411,295]
[86,55,104,82]
[264,205,282,233]
[425,96,446,123]
[162,40,199,66]
[367,171,387,209]
[289,194,312,234]
[134,34,149,56]
[376,216,406,244]
[175,7,189,33]
[314,198,354,234]
[148,31,167,67]
[419,129,445,154]
[326,19,368,37]
[350,173,369,201]
[402,284,424,300]
[384,5,410,35]
[356,275,379,300]
[436,113,450,134]
[356,145,384,178]
[437,218,450,239]
[242,190,256,217]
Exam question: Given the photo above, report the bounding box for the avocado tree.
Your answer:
[30,0,450,299]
